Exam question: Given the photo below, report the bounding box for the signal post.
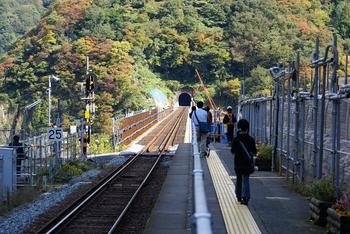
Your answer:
[81,65,96,158]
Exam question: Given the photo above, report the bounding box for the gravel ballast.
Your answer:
[0,155,129,234]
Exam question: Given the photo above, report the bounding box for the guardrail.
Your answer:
[192,121,212,234]
[113,107,172,147]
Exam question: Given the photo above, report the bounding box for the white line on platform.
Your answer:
[265,197,291,200]
[250,176,285,179]
[230,176,286,179]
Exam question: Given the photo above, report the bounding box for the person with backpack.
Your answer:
[223,106,237,144]
[192,101,209,157]
[231,119,257,205]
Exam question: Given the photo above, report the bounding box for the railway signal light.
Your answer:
[85,71,96,93]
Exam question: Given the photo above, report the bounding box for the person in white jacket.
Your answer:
[192,101,209,156]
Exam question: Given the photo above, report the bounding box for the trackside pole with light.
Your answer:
[81,57,96,158]
[48,75,60,127]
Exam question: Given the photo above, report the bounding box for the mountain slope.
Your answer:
[0,0,348,133]
[0,0,52,56]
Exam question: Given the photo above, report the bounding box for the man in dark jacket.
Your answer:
[223,106,237,144]
[231,119,256,205]
[9,135,26,174]
[204,106,213,153]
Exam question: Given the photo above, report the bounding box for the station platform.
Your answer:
[145,143,325,234]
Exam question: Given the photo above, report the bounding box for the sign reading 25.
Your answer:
[47,128,64,142]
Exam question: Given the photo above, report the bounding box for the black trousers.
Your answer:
[226,125,234,143]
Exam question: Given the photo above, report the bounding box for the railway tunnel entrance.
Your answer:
[178,93,192,106]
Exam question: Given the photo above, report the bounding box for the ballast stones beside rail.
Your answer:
[0,168,101,234]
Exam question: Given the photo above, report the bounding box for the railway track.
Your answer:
[36,107,188,234]
[115,107,173,146]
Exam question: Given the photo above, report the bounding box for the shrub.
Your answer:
[290,182,312,197]
[309,177,336,203]
[89,134,114,155]
[116,144,127,152]
[54,159,96,183]
[35,167,50,190]
[257,144,272,160]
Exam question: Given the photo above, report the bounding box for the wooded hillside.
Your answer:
[0,0,51,56]
[0,0,349,133]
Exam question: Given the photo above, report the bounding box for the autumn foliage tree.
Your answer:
[0,0,349,134]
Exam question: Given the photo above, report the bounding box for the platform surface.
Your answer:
[211,143,324,234]
[144,143,193,234]
[145,142,325,234]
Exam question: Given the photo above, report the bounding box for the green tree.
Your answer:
[332,1,350,38]
[245,66,273,97]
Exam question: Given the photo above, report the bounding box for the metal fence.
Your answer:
[240,34,350,194]
[1,107,173,188]
[1,132,80,187]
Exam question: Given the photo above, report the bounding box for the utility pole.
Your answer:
[48,75,60,127]
[112,117,116,152]
[345,54,348,85]
[48,76,51,127]
[55,98,61,166]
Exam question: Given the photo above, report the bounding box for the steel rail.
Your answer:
[146,108,186,152]
[146,112,177,152]
[141,111,177,152]
[36,108,187,234]
[107,154,162,234]
[37,155,138,234]
[158,108,187,151]
[108,108,187,233]
[164,108,187,149]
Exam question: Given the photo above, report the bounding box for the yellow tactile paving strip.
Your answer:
[207,147,261,234]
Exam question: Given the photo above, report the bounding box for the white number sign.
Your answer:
[47,128,63,142]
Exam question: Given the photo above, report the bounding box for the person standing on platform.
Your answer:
[9,135,26,174]
[223,106,237,144]
[205,106,213,125]
[192,101,209,157]
[231,119,256,205]
[204,106,212,155]
[189,105,196,119]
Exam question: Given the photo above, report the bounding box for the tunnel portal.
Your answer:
[178,93,192,106]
